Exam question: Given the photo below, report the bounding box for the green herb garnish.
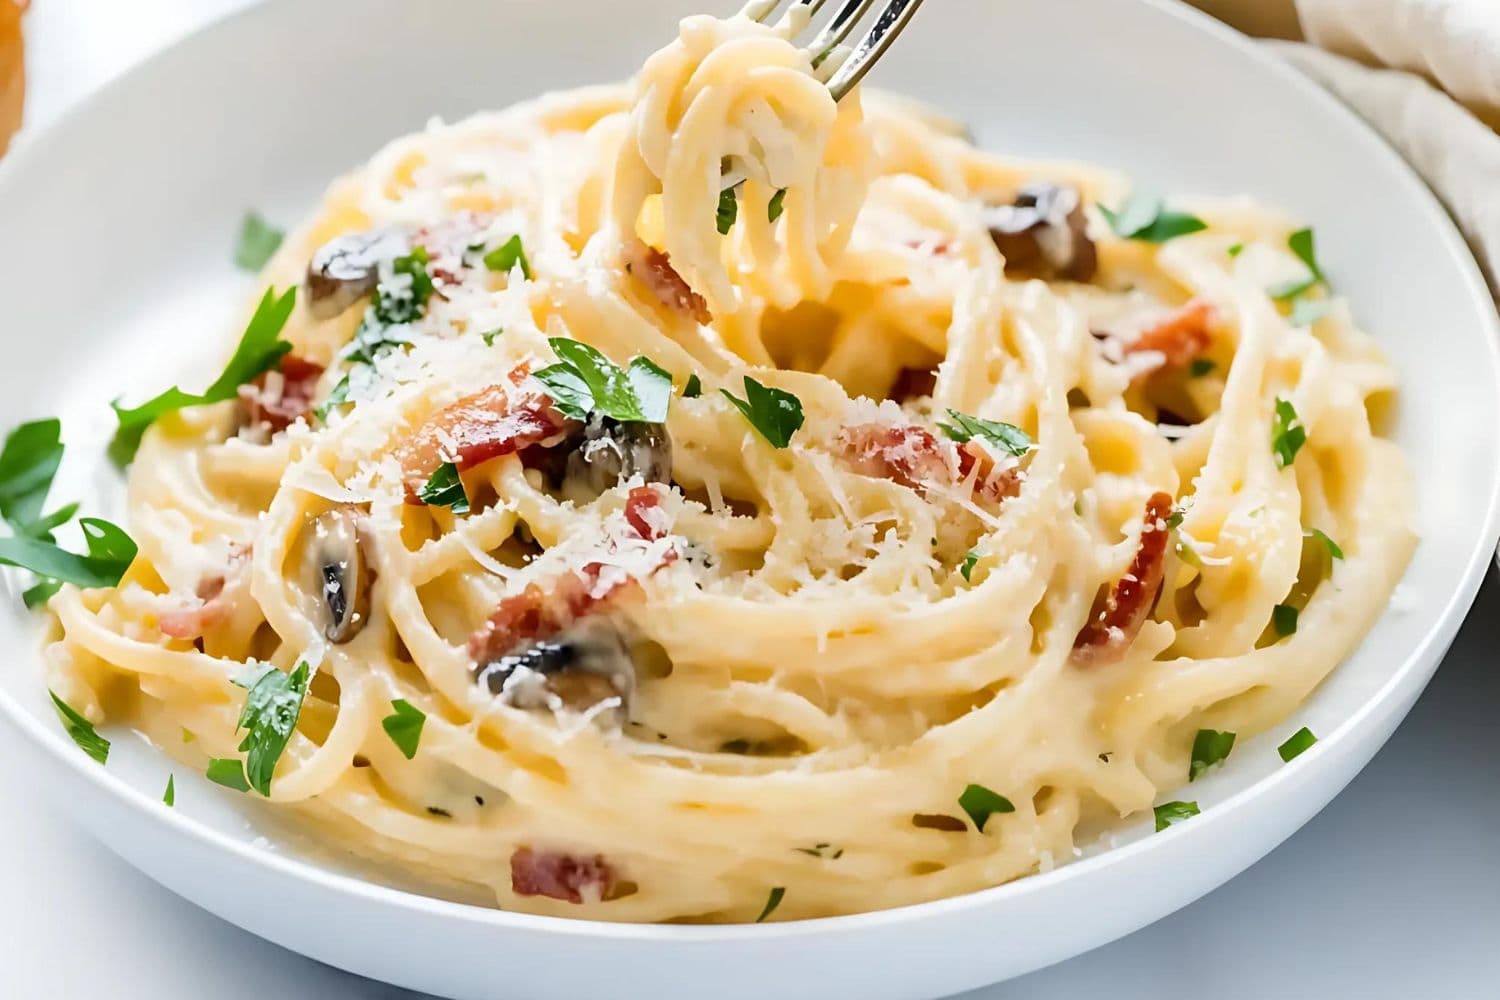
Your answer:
[1278,726,1318,762]
[794,843,843,860]
[381,699,426,761]
[110,287,296,465]
[1272,603,1299,637]
[533,338,672,423]
[937,409,1032,457]
[717,187,739,235]
[721,377,804,449]
[1189,358,1216,377]
[0,418,63,528]
[1269,228,1325,301]
[0,517,137,591]
[163,774,175,807]
[756,886,785,922]
[1189,729,1236,781]
[960,548,979,582]
[1227,242,1246,258]
[683,374,703,399]
[483,234,532,280]
[50,691,110,765]
[418,463,470,515]
[234,211,284,272]
[1154,800,1200,831]
[206,758,250,792]
[232,661,311,797]
[480,328,503,346]
[1099,192,1208,243]
[1270,397,1305,470]
[768,188,787,223]
[1307,528,1344,560]
[958,783,1015,832]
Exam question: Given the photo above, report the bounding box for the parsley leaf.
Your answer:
[717,187,739,235]
[0,516,137,590]
[50,691,109,764]
[1189,358,1216,377]
[1099,192,1207,243]
[1269,228,1325,301]
[382,699,426,760]
[234,211,284,272]
[937,409,1033,457]
[1227,242,1246,258]
[721,377,804,449]
[1278,726,1318,762]
[1154,800,1200,831]
[1272,603,1299,637]
[960,548,980,582]
[234,661,311,797]
[480,328,503,347]
[419,463,470,515]
[533,338,672,423]
[163,774,175,807]
[1189,728,1236,781]
[483,234,533,280]
[0,418,63,527]
[1307,528,1344,560]
[206,758,250,792]
[756,886,785,922]
[768,188,787,223]
[683,374,703,399]
[1270,397,1305,470]
[110,287,297,465]
[958,783,1015,832]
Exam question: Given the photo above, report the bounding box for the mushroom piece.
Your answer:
[307,509,373,644]
[304,228,410,320]
[562,416,672,499]
[475,618,635,727]
[986,182,1098,283]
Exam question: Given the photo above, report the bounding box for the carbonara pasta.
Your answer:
[43,7,1416,922]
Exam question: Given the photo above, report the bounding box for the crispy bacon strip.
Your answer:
[1071,491,1173,666]
[396,364,574,501]
[623,484,671,541]
[1123,300,1215,372]
[158,546,250,641]
[511,847,616,904]
[623,239,711,325]
[836,423,1022,505]
[239,355,325,434]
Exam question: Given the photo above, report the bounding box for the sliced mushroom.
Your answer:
[305,228,410,320]
[562,416,672,500]
[307,509,373,643]
[987,182,1098,283]
[475,618,635,727]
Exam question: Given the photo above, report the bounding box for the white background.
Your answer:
[7,2,1499,997]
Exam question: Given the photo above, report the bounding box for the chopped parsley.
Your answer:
[1269,228,1325,301]
[1154,800,1200,831]
[483,234,533,280]
[960,548,980,582]
[1189,728,1236,781]
[110,286,296,465]
[163,774,175,807]
[937,409,1032,457]
[768,188,787,223]
[418,463,470,515]
[958,783,1015,832]
[206,758,250,792]
[1272,603,1299,637]
[1189,358,1216,377]
[1278,726,1318,762]
[1227,242,1246,258]
[480,328,503,346]
[717,187,739,235]
[721,377,804,449]
[234,211,284,272]
[756,886,785,922]
[231,661,311,797]
[1270,397,1305,469]
[794,843,843,860]
[1099,192,1208,243]
[533,338,672,423]
[1307,528,1344,560]
[1165,502,1189,530]
[381,699,426,760]
[50,691,110,765]
[683,373,703,398]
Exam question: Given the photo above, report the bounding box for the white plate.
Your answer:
[0,1,1496,998]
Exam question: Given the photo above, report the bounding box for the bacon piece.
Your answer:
[837,423,1022,506]
[396,364,574,501]
[466,563,632,668]
[623,485,671,541]
[158,546,250,641]
[1071,491,1174,666]
[623,240,711,325]
[238,355,325,434]
[511,847,616,904]
[1122,300,1215,373]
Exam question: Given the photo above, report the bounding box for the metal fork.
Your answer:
[745,0,926,101]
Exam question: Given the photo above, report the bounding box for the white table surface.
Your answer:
[8,3,1499,997]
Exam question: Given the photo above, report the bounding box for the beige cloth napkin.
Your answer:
[1275,0,1500,295]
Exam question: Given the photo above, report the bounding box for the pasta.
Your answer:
[43,6,1416,923]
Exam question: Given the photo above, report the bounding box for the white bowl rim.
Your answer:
[2,0,1498,945]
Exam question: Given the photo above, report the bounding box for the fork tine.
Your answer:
[825,0,925,100]
[806,0,878,60]
[746,0,786,24]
